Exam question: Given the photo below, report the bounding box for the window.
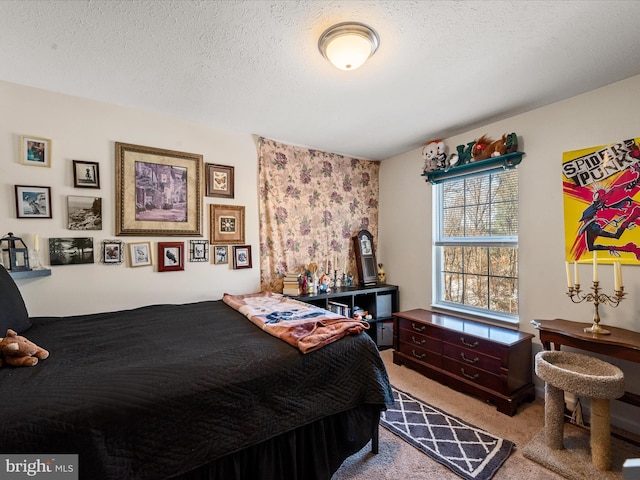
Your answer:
[433,169,519,323]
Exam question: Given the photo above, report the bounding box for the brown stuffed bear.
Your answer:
[0,329,49,367]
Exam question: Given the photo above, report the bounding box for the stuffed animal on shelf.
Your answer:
[488,134,507,158]
[421,139,449,173]
[0,329,49,367]
[471,134,493,161]
[421,141,440,173]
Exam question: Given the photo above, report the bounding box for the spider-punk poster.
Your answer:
[563,137,640,264]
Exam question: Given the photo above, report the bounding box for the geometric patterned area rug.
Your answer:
[381,387,515,480]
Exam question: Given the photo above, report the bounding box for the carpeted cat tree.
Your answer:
[535,350,625,471]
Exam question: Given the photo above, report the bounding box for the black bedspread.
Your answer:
[0,300,393,480]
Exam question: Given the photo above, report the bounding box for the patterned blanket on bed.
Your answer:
[222,291,369,353]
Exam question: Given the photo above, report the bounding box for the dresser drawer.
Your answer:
[399,328,441,353]
[442,342,502,373]
[441,329,504,359]
[398,317,440,338]
[397,341,441,366]
[442,356,506,394]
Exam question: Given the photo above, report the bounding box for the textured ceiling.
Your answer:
[1,0,640,160]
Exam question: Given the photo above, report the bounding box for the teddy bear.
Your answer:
[421,139,449,173]
[0,329,49,367]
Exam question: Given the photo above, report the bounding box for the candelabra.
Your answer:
[567,281,625,335]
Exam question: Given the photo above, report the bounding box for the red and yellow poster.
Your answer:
[563,138,640,264]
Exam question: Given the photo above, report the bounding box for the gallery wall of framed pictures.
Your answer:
[11,132,250,275]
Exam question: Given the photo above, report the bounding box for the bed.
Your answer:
[0,266,393,480]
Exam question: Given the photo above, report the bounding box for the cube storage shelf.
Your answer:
[293,284,399,348]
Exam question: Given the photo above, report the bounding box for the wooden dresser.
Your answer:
[393,309,535,415]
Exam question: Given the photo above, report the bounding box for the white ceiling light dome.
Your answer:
[318,22,380,71]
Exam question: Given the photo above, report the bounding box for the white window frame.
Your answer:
[432,171,519,324]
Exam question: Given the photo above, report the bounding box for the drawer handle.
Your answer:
[460,352,479,364]
[412,323,426,332]
[460,368,479,380]
[411,349,426,360]
[460,337,479,348]
[411,335,426,345]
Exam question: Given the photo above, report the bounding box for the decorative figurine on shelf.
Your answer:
[377,263,386,283]
[318,273,331,293]
[505,132,518,153]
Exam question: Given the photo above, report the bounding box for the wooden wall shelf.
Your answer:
[422,151,525,184]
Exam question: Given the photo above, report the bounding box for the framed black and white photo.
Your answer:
[232,245,252,270]
[189,239,209,262]
[49,237,94,266]
[101,240,124,265]
[129,241,152,267]
[15,185,52,219]
[73,160,100,188]
[68,195,102,230]
[158,242,184,272]
[214,246,228,265]
[20,135,51,167]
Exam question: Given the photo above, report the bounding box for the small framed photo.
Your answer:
[129,241,152,267]
[158,241,184,272]
[101,240,124,265]
[214,246,228,265]
[49,237,94,265]
[205,163,234,198]
[73,160,100,188]
[189,239,209,262]
[210,204,245,245]
[68,195,102,230]
[20,135,51,167]
[232,245,252,270]
[15,185,52,219]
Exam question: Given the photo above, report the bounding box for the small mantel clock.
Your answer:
[353,229,378,286]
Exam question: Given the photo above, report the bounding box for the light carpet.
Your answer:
[522,422,640,480]
[381,386,514,480]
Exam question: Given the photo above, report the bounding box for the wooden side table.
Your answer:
[531,319,640,407]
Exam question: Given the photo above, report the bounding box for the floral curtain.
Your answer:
[258,137,380,292]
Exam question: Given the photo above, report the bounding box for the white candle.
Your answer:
[573,261,579,286]
[33,234,39,251]
[619,261,623,289]
[343,256,347,274]
[565,261,572,288]
[593,251,598,282]
[614,261,620,291]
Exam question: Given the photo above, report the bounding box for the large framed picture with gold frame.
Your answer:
[210,204,245,245]
[115,142,202,236]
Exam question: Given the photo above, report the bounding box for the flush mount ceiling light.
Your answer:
[318,22,379,71]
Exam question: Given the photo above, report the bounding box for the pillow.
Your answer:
[0,265,31,333]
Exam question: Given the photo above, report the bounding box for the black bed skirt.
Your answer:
[171,405,379,480]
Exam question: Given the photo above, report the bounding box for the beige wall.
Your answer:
[1,81,261,316]
[5,74,640,432]
[378,73,640,433]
